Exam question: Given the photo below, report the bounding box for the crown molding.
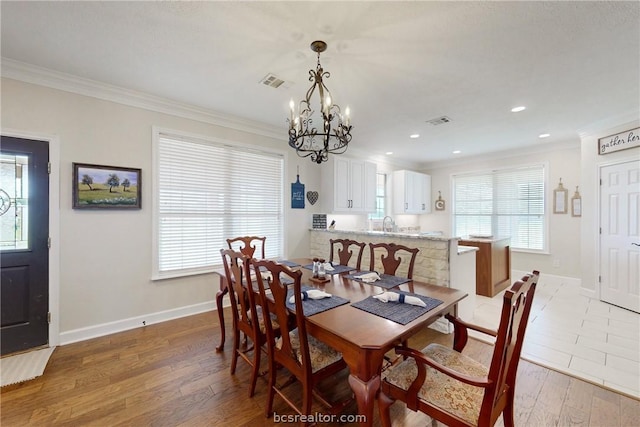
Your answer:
[422,139,581,171]
[1,58,283,140]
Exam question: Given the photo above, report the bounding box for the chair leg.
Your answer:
[503,391,516,427]
[248,342,260,397]
[302,380,313,427]
[265,360,277,418]
[230,329,240,375]
[378,390,395,427]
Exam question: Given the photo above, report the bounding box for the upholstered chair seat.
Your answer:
[383,343,488,425]
[277,328,343,373]
[249,306,279,334]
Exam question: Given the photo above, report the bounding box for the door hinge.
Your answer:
[48,237,51,249]
[48,162,51,174]
[598,275,601,283]
[47,312,51,323]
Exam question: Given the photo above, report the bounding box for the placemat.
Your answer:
[351,291,443,325]
[286,285,350,317]
[344,271,411,289]
[302,263,357,274]
[277,259,300,267]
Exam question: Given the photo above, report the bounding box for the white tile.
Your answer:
[525,325,578,344]
[521,341,571,368]
[577,335,640,362]
[571,355,639,392]
[602,381,640,399]
[473,271,640,398]
[606,354,640,375]
[607,334,640,360]
[609,318,640,333]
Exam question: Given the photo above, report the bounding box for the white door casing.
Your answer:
[599,159,640,313]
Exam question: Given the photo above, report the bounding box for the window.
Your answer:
[369,173,387,219]
[153,130,284,279]
[453,164,546,251]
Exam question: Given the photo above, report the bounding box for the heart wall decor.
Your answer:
[306,191,319,205]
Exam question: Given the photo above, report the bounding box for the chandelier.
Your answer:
[288,40,352,164]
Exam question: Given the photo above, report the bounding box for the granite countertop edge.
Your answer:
[309,228,456,242]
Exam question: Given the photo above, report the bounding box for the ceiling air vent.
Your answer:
[426,116,451,126]
[260,73,285,89]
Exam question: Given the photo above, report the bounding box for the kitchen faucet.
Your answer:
[382,216,395,232]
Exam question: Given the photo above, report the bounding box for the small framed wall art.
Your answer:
[73,163,141,209]
[571,186,582,217]
[553,178,568,214]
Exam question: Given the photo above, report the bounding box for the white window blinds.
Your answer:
[154,132,284,278]
[453,165,546,251]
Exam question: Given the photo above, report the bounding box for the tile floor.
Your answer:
[469,273,640,399]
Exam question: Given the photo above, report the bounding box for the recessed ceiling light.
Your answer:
[511,106,526,112]
[539,133,550,138]
[409,134,420,139]
[452,150,461,154]
[385,151,393,155]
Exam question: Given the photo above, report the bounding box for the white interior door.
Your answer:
[600,159,640,313]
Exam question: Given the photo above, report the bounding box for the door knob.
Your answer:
[633,243,640,247]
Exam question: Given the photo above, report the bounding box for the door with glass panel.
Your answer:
[0,136,49,355]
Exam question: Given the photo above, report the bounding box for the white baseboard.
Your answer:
[59,300,220,346]
[512,269,581,288]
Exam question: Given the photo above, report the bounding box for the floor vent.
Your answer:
[426,116,451,126]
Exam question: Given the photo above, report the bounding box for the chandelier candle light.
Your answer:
[288,40,352,164]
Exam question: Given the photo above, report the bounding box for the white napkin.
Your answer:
[288,289,332,303]
[373,291,426,307]
[323,262,335,271]
[354,272,381,283]
[260,271,272,281]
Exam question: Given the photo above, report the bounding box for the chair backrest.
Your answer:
[250,259,311,381]
[369,242,419,279]
[220,248,260,339]
[329,238,366,269]
[481,271,539,422]
[227,236,266,259]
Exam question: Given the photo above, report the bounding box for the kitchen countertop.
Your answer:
[311,228,455,242]
[459,236,510,243]
[457,245,479,255]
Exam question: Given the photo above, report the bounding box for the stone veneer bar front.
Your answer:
[309,229,477,330]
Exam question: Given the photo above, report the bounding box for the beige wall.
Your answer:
[4,75,637,342]
[419,143,583,278]
[1,77,323,336]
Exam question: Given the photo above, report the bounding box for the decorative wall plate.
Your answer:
[306,191,319,205]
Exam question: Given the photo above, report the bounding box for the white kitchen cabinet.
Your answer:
[322,157,377,213]
[393,169,431,214]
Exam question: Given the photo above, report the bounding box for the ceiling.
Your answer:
[2,1,639,167]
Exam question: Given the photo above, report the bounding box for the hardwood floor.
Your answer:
[2,308,638,426]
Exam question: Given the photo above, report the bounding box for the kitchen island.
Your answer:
[309,229,478,328]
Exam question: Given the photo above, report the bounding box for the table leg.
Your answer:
[215,275,228,352]
[348,373,380,426]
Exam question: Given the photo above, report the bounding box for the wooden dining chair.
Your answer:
[227,236,266,259]
[369,242,419,279]
[220,248,273,397]
[329,238,366,269]
[251,259,351,424]
[378,271,540,427]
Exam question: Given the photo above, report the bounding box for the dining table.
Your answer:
[214,257,467,426]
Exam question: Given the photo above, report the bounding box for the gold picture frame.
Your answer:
[571,186,582,217]
[553,179,568,214]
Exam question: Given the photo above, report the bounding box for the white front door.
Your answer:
[600,159,640,313]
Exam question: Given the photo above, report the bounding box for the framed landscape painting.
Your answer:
[73,163,141,209]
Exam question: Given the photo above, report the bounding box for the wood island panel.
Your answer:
[458,237,511,297]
